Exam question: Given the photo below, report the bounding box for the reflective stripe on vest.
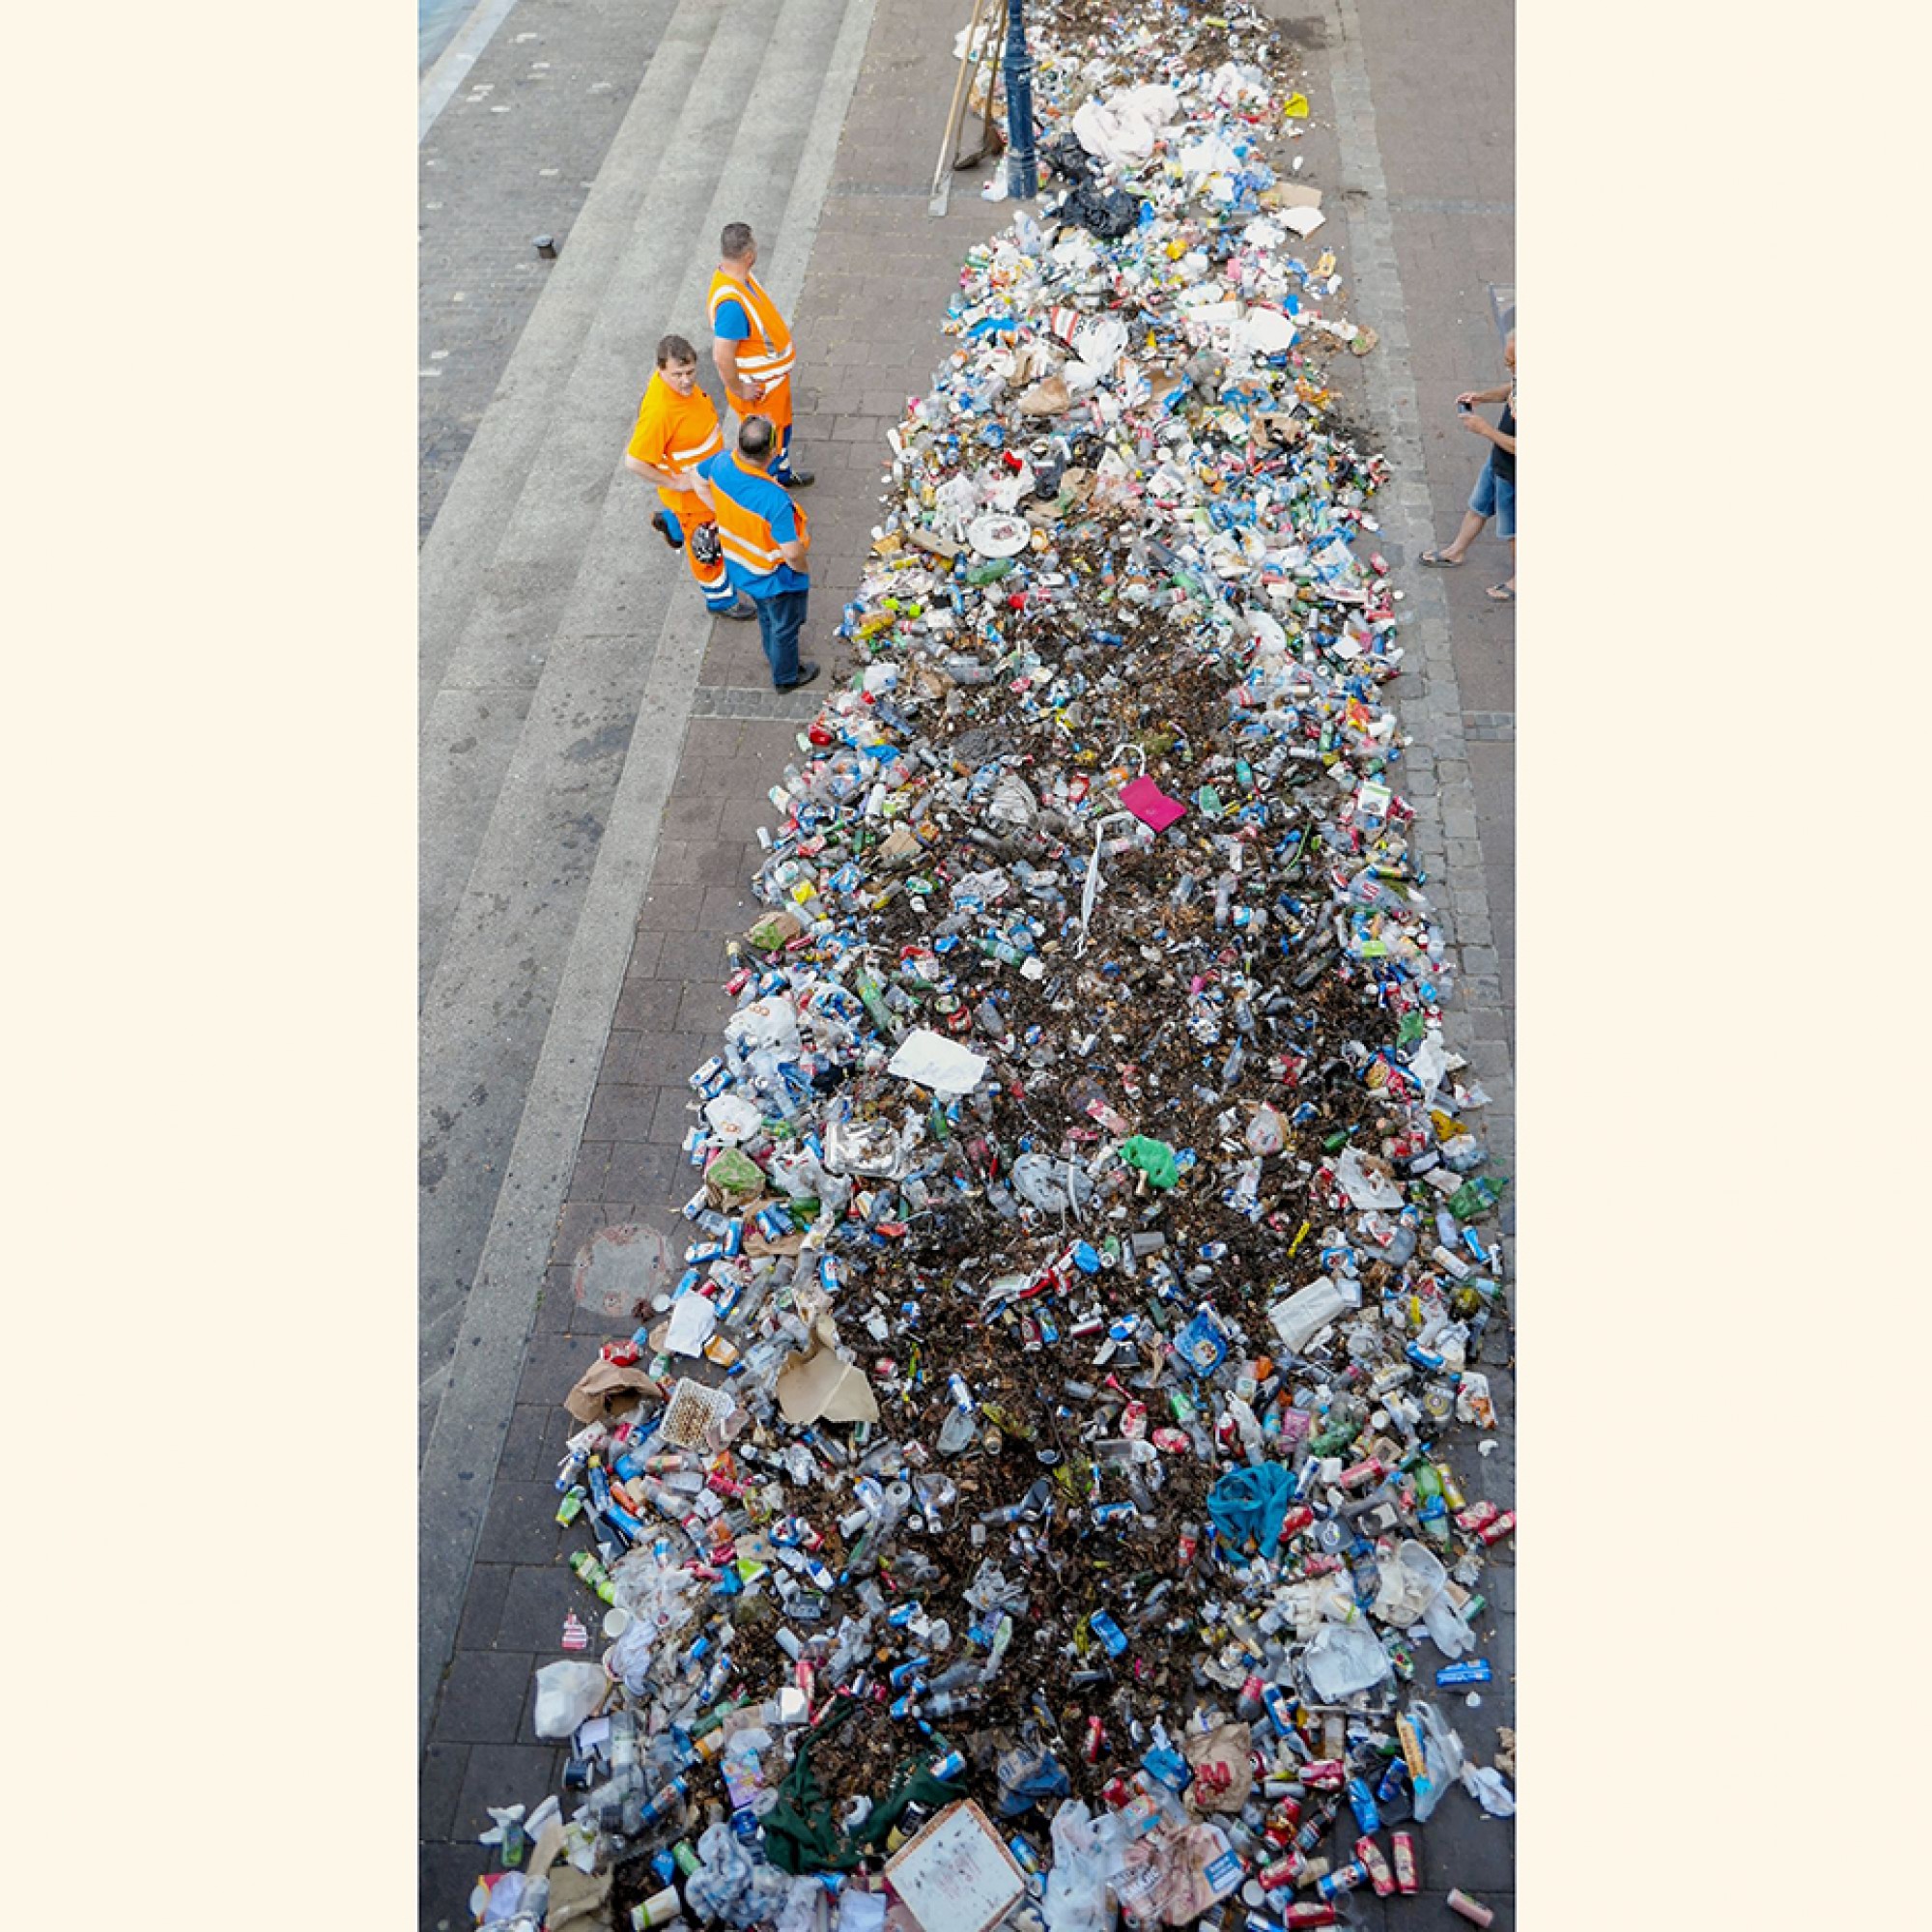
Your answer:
[708,270,797,384]
[668,420,724,468]
[710,456,797,575]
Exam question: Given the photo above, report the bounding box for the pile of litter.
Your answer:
[466,5,1514,1929]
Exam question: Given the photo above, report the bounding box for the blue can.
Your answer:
[1261,1686,1298,1740]
[1089,1609,1128,1658]
[1346,1776,1381,1833]
[1435,1659,1492,1687]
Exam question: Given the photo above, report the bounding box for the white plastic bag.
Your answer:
[1373,1538,1447,1628]
[1043,1800,1116,1932]
[1461,1762,1517,1817]
[1420,1585,1476,1659]
[1268,1277,1350,1353]
[1301,1622,1392,1701]
[531,1660,607,1738]
[703,1093,766,1144]
[1409,1701,1466,1823]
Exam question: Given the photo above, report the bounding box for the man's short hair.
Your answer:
[721,221,754,261]
[657,333,697,368]
[738,415,774,460]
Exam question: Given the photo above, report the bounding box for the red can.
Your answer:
[1391,1831,1419,1895]
[1099,1776,1133,1808]
[1282,1909,1337,1930]
[1084,1716,1106,1763]
[1176,1526,1199,1567]
[1300,1759,1346,1790]
[1352,1837,1395,1898]
[1278,1504,1315,1538]
[1258,1852,1305,1892]
[1479,1510,1517,1547]
[600,1340,640,1367]
[1455,1500,1499,1534]
[1446,1889,1493,1927]
[1339,1457,1383,1491]
[1268,1797,1303,1833]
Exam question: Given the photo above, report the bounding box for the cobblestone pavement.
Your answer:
[419,2,1515,1923]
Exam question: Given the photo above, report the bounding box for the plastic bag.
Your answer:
[704,1093,765,1143]
[1461,1762,1517,1817]
[531,1660,606,1738]
[1042,1801,1113,1932]
[1409,1700,1467,1823]
[1420,1584,1477,1660]
[1267,1277,1350,1353]
[1374,1539,1448,1628]
[1061,184,1139,240]
[684,1819,755,1923]
[726,996,800,1055]
[1301,1621,1392,1701]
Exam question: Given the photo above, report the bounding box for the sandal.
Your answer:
[1485,583,1515,603]
[1419,550,1463,567]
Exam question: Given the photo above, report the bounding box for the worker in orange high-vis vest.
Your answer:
[698,414,820,694]
[623,333,756,620]
[709,221,813,489]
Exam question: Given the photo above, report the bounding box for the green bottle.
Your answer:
[1447,1175,1509,1221]
[568,1550,616,1605]
[855,968,895,1033]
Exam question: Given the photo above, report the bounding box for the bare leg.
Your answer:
[1434,508,1487,563]
[1503,536,1515,590]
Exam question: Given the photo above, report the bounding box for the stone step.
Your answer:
[417,0,882,1744]
[419,0,857,1399]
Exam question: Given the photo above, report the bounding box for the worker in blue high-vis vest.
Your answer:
[696,414,821,694]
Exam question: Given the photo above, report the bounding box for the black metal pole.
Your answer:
[1003,0,1037,199]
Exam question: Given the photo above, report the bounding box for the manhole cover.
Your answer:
[571,1222,675,1320]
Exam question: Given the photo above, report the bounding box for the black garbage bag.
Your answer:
[1040,131,1093,183]
[1060,183,1139,239]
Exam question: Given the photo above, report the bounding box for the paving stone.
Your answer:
[432,1648,535,1745]
[419,1737,470,1844]
[455,1562,515,1650]
[495,1404,554,1484]
[493,1560,582,1654]
[474,1478,570,1566]
[450,1742,564,1846]
[420,1840,486,1932]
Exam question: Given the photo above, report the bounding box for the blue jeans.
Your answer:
[751,585,810,688]
[1469,455,1516,540]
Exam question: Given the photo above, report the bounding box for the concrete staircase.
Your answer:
[417,0,878,1731]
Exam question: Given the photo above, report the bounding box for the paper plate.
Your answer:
[1241,304,1297,355]
[968,513,1030,558]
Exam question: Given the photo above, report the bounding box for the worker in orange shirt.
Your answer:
[708,222,813,488]
[623,333,756,620]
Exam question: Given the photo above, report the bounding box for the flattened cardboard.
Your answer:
[884,1800,1025,1932]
